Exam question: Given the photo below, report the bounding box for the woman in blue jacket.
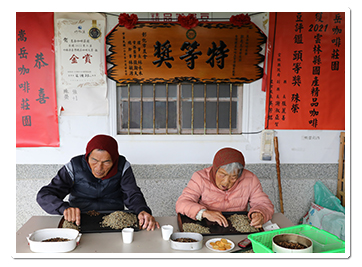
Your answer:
[36,134,159,231]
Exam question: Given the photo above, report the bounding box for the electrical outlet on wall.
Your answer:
[260,130,274,160]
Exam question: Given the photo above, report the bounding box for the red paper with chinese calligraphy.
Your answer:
[265,12,345,130]
[16,12,59,147]
[106,22,266,84]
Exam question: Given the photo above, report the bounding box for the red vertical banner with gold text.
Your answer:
[265,12,345,130]
[16,12,59,147]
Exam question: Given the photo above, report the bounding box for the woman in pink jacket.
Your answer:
[176,147,274,228]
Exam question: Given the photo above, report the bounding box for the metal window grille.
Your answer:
[117,83,242,135]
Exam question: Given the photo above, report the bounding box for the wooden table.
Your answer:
[15,213,293,255]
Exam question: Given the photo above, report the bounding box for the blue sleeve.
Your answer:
[121,165,152,215]
[36,166,73,215]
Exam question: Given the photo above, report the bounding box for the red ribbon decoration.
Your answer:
[118,13,138,29]
[177,14,199,29]
[229,14,251,26]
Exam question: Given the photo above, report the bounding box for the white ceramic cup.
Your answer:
[122,228,134,244]
[161,225,174,240]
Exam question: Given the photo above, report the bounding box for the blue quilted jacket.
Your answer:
[36,155,152,215]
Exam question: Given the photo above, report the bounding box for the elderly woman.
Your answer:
[37,134,159,231]
[176,147,274,228]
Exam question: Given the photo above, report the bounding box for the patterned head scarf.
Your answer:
[85,134,119,180]
[210,147,245,183]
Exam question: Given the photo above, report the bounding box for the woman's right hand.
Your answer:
[63,207,81,226]
[202,210,229,227]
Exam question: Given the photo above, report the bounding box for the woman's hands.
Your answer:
[250,212,264,228]
[138,211,160,231]
[202,210,229,227]
[63,207,81,226]
[201,210,265,229]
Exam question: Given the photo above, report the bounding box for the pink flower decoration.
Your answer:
[118,13,138,29]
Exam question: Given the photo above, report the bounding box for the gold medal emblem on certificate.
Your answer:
[89,20,101,40]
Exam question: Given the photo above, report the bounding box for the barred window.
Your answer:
[117,83,242,134]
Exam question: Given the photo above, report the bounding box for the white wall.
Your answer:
[16,12,346,165]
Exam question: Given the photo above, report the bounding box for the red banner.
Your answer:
[264,12,345,130]
[16,12,59,147]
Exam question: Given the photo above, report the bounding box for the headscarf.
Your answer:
[85,134,120,180]
[210,147,245,184]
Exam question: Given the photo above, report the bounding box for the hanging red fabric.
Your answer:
[264,12,345,130]
[16,12,59,147]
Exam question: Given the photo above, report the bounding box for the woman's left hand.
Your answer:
[250,212,264,228]
[138,211,160,231]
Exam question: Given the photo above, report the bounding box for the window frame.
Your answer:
[115,83,243,135]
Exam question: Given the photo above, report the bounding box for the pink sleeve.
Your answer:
[247,174,275,222]
[175,172,207,220]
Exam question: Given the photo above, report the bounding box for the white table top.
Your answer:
[16,213,293,254]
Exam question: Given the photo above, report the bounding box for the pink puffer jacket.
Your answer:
[175,167,274,222]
